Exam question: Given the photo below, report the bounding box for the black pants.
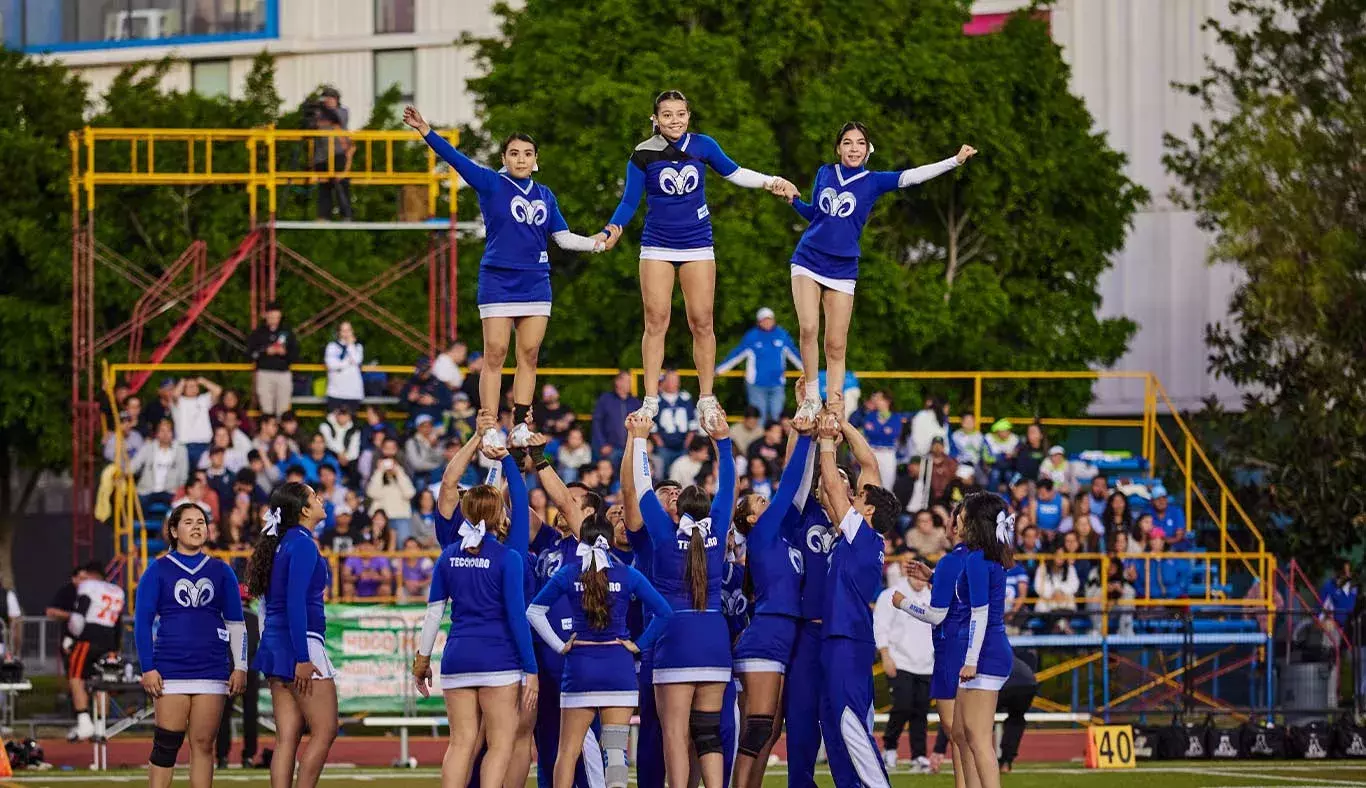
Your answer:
[997,684,1037,764]
[217,610,261,762]
[883,671,931,758]
[315,157,352,220]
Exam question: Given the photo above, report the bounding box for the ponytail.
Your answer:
[246,481,311,598]
[678,485,712,611]
[579,513,614,630]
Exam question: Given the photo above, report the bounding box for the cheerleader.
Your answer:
[895,507,979,788]
[528,515,674,788]
[813,412,901,788]
[135,503,247,788]
[403,106,603,448]
[626,409,736,788]
[618,440,665,788]
[245,483,338,788]
[730,410,815,788]
[719,541,747,788]
[949,493,1016,788]
[787,124,975,420]
[600,90,798,429]
[413,456,538,788]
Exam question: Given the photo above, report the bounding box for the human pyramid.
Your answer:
[131,91,1014,788]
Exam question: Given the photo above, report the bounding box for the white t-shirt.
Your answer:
[873,579,934,675]
[325,341,366,401]
[151,445,177,492]
[432,354,464,388]
[171,393,214,444]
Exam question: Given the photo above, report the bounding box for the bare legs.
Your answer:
[639,258,719,409]
[733,672,784,788]
[267,679,338,788]
[656,681,726,788]
[479,315,547,424]
[147,694,226,788]
[821,288,854,410]
[953,688,1001,788]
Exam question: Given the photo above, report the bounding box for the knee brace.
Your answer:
[737,713,775,758]
[689,710,724,757]
[601,724,631,788]
[149,726,186,768]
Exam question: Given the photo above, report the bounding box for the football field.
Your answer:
[4,763,1366,787]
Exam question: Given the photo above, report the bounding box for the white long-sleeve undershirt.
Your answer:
[899,156,960,188]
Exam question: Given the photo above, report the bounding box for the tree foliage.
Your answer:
[1164,0,1366,571]
[461,0,1144,413]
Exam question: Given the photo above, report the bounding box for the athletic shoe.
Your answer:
[509,422,532,448]
[74,715,95,741]
[482,427,507,451]
[794,396,822,425]
[912,756,932,773]
[631,396,659,422]
[883,749,898,771]
[65,725,79,743]
[696,395,722,431]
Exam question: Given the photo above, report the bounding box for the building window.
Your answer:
[375,0,414,34]
[9,0,278,53]
[192,60,231,97]
[374,49,416,104]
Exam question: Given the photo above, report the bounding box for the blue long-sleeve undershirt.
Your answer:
[502,551,538,675]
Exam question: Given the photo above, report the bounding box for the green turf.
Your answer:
[6,763,1366,787]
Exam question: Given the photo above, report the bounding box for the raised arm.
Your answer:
[502,552,539,676]
[752,433,813,549]
[873,146,976,195]
[839,416,881,492]
[503,454,530,557]
[402,105,501,196]
[707,412,736,525]
[629,416,675,546]
[437,434,480,518]
[817,415,852,523]
[620,428,643,533]
[529,432,585,537]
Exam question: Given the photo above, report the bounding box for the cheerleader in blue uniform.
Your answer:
[895,505,980,788]
[786,124,975,421]
[813,412,902,788]
[245,483,337,788]
[719,538,748,788]
[413,460,538,788]
[601,90,798,430]
[135,503,247,788]
[626,409,735,788]
[730,406,816,788]
[404,106,603,448]
[949,493,1016,788]
[528,515,674,788]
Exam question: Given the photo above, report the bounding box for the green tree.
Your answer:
[461,0,1144,414]
[1164,0,1366,572]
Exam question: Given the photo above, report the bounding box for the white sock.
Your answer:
[642,395,658,405]
[806,381,820,401]
[78,711,92,724]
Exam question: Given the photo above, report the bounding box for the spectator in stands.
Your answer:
[985,419,1019,489]
[668,436,711,486]
[651,369,697,476]
[1147,529,1190,600]
[1033,548,1079,634]
[412,489,439,548]
[893,456,928,517]
[320,504,360,554]
[359,405,390,448]
[1007,474,1031,514]
[399,537,435,602]
[171,376,220,470]
[1319,561,1357,634]
[318,464,348,510]
[1148,483,1186,535]
[1038,445,1073,494]
[1088,474,1111,514]
[104,410,144,464]
[941,462,979,509]
[247,302,298,417]
[949,413,988,481]
[401,357,448,425]
[533,384,575,439]
[234,466,267,506]
[907,397,948,460]
[266,434,298,479]
[296,433,342,488]
[447,392,477,442]
[405,414,444,488]
[591,458,619,502]
[210,388,252,433]
[729,406,764,456]
[365,509,398,551]
[874,559,934,773]
[251,415,278,457]
[172,474,219,525]
[319,405,362,481]
[245,451,276,498]
[320,86,350,129]
[1131,513,1155,551]
[203,445,235,502]
[1100,491,1131,541]
[324,322,365,412]
[591,370,640,464]
[123,396,146,437]
[343,540,391,599]
[1105,533,1138,635]
[1060,530,1094,592]
[219,408,253,452]
[1030,478,1067,537]
[925,436,958,505]
[556,427,592,482]
[860,390,905,490]
[431,340,467,395]
[366,447,415,544]
[1060,491,1103,538]
[904,510,950,559]
[1014,422,1047,482]
[141,379,176,436]
[129,419,188,515]
[746,421,786,472]
[199,425,247,473]
[1072,512,1102,557]
[715,306,802,425]
[312,108,354,220]
[743,456,774,499]
[1004,557,1031,634]
[459,352,483,407]
[1016,520,1042,575]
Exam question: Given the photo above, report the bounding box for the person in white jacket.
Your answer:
[324,321,365,411]
[874,560,935,772]
[1034,548,1080,634]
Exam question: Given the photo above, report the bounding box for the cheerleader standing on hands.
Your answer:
[627,408,736,788]
[135,503,247,788]
[246,483,338,788]
[601,91,798,430]
[404,105,604,448]
[788,124,975,420]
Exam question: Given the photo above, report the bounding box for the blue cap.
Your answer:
[1151,483,1169,499]
[469,351,483,362]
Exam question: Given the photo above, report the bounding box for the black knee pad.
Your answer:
[738,714,775,757]
[149,726,186,768]
[689,710,724,757]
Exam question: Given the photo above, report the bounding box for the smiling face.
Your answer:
[502,138,537,179]
[838,127,869,168]
[653,99,691,141]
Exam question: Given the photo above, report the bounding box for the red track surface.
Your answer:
[39,731,1085,769]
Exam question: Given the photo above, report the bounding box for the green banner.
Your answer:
[321,603,446,714]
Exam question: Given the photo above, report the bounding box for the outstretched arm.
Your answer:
[817,415,852,523]
[503,454,530,556]
[753,433,812,550]
[695,134,797,198]
[403,105,500,196]
[620,430,643,533]
[533,434,586,538]
[874,145,977,194]
[840,417,881,492]
[715,329,754,376]
[606,160,646,231]
[547,192,605,253]
[437,433,482,520]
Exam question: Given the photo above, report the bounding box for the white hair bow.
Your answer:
[677,514,713,539]
[577,535,611,572]
[727,528,748,563]
[995,510,1016,546]
[459,519,487,550]
[262,507,282,538]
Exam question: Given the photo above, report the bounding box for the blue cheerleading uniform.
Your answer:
[898,543,971,700]
[1034,494,1064,532]
[255,526,333,681]
[820,509,890,788]
[608,133,778,262]
[625,523,664,788]
[790,157,960,294]
[134,551,247,694]
[960,551,1014,690]
[420,131,599,319]
[629,436,735,684]
[733,435,811,674]
[528,557,672,707]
